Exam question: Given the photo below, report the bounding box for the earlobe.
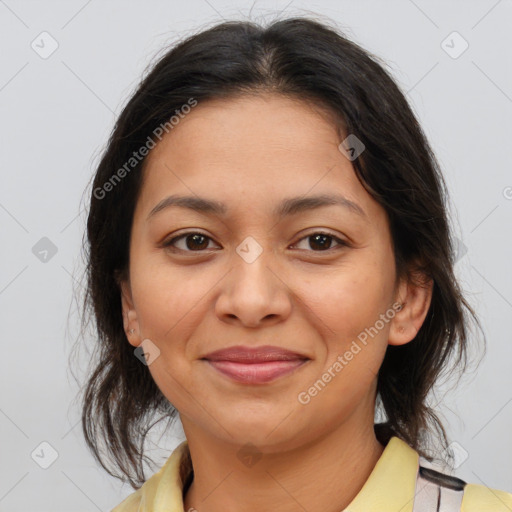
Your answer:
[388,272,433,347]
[120,279,141,347]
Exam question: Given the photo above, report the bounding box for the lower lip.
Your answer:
[206,359,308,384]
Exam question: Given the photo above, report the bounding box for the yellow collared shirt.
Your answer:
[112,436,512,512]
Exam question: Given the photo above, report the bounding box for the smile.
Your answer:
[205,359,309,384]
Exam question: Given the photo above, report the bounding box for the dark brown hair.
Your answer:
[75,16,484,489]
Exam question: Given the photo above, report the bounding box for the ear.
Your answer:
[388,269,433,347]
[120,278,142,348]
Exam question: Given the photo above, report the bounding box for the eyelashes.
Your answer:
[162,232,215,252]
[161,231,349,254]
[293,232,349,252]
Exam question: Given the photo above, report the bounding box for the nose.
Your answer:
[214,248,293,328]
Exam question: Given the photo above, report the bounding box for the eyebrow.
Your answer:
[147,193,367,221]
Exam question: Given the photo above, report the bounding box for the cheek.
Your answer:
[298,259,393,341]
[131,260,212,341]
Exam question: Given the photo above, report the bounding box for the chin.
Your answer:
[220,417,309,453]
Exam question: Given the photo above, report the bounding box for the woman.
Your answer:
[79,16,512,511]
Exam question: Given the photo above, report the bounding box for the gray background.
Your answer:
[1,0,511,510]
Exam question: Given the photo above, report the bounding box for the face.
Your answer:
[120,93,432,452]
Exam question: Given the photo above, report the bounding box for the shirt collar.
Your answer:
[344,436,419,512]
[139,435,419,512]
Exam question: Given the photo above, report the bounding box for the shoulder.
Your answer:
[417,456,512,512]
[111,490,143,512]
[461,483,512,512]
[110,440,190,512]
[110,474,161,512]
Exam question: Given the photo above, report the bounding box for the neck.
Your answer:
[182,421,385,512]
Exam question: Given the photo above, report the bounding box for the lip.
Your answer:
[206,359,308,384]
[202,345,309,384]
[202,345,308,362]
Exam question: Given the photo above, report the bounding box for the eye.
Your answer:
[292,231,349,252]
[161,230,349,254]
[162,232,219,252]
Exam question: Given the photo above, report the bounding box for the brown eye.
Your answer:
[293,232,348,252]
[163,232,217,252]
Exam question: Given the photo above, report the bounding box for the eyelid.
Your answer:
[291,230,349,251]
[162,229,350,254]
[161,230,219,252]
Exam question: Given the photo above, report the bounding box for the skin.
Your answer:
[120,93,433,512]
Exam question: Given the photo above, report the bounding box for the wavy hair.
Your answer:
[74,16,484,489]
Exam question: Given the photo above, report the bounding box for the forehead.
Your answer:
[136,94,383,225]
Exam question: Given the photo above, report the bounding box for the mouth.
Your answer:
[201,345,310,384]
